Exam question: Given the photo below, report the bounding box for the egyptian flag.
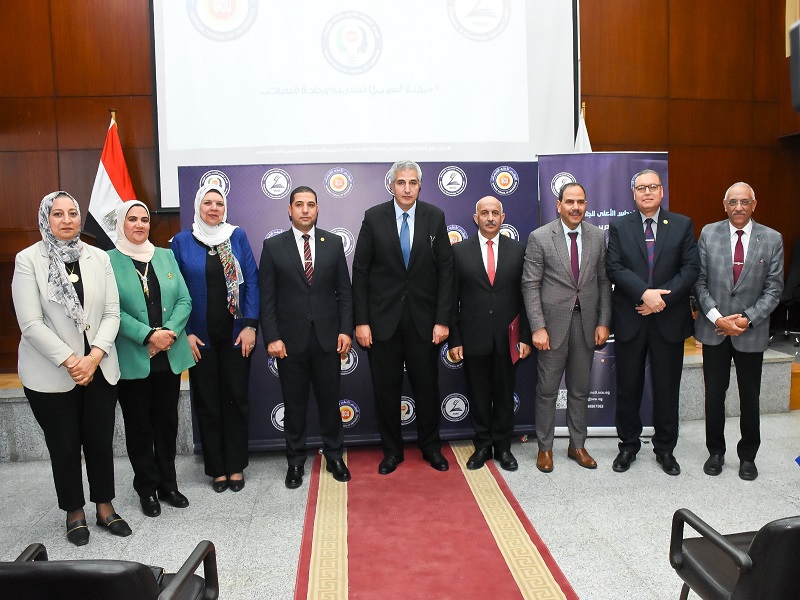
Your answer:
[85,118,137,249]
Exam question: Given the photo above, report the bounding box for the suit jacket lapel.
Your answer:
[652,210,668,267]
[630,213,648,263]
[470,236,491,286]
[408,202,427,269]
[736,221,761,288]
[281,231,306,283]
[551,220,574,286]
[577,225,594,287]
[717,221,735,288]
[79,250,94,314]
[382,201,405,266]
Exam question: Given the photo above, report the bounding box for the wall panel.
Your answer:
[0,0,53,98]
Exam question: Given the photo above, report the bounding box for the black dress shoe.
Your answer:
[285,465,304,489]
[739,460,758,481]
[703,454,724,476]
[466,447,492,470]
[96,512,132,537]
[423,451,449,471]
[495,450,518,472]
[212,478,229,493]
[228,477,245,492]
[140,495,162,517]
[612,451,636,473]
[66,518,89,546]
[378,455,403,475]
[656,453,681,476]
[326,458,352,482]
[157,490,189,508]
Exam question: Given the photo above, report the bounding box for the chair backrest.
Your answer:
[732,515,800,600]
[0,559,161,600]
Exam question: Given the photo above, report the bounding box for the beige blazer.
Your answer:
[12,241,121,392]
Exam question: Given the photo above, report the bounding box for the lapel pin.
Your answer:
[168,272,173,279]
[663,219,668,224]
[320,237,325,242]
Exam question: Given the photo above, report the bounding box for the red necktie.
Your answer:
[733,230,744,284]
[487,240,495,285]
[568,231,579,283]
[302,234,313,285]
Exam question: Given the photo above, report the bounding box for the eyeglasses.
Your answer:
[725,199,754,207]
[633,184,662,193]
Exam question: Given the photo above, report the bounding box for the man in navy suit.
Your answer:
[352,160,455,474]
[259,186,353,489]
[606,169,700,476]
[450,196,531,471]
[694,182,783,481]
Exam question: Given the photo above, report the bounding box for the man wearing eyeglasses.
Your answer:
[606,169,700,476]
[693,182,783,481]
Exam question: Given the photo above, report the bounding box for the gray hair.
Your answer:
[388,160,422,184]
[724,181,755,201]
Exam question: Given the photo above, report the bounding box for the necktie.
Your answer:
[400,212,411,268]
[487,240,496,285]
[733,230,744,284]
[568,231,579,284]
[302,234,313,284]
[644,218,655,286]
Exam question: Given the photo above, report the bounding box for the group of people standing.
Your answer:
[12,160,783,548]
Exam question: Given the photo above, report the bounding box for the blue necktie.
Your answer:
[400,212,410,268]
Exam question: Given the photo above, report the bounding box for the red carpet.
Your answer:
[295,441,578,599]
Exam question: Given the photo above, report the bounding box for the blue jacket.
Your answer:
[170,228,260,348]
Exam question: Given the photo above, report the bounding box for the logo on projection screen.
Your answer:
[437,166,468,197]
[261,169,292,199]
[490,166,519,196]
[442,393,469,422]
[447,224,468,245]
[321,11,383,75]
[447,0,510,42]
[339,399,361,428]
[187,0,258,42]
[330,227,355,256]
[324,167,354,198]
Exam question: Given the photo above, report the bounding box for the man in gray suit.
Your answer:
[522,182,611,473]
[694,182,783,481]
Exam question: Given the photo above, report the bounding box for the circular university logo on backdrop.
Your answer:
[500,223,519,240]
[321,12,383,75]
[513,392,520,414]
[264,228,285,240]
[400,396,416,425]
[199,170,231,195]
[447,0,511,42]
[440,343,463,369]
[490,166,519,196]
[437,166,468,197]
[324,167,354,198]
[339,399,361,428]
[442,393,469,422]
[447,224,468,245]
[187,0,258,42]
[551,172,577,198]
[271,403,285,432]
[340,348,358,375]
[261,168,291,199]
[267,356,279,377]
[329,227,355,256]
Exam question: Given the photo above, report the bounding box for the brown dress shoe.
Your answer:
[568,446,597,469]
[536,450,553,473]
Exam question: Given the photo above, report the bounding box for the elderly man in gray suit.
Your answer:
[694,182,783,481]
[522,182,612,473]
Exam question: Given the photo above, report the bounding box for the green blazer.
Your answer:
[109,247,194,380]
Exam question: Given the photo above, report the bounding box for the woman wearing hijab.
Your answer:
[109,201,195,517]
[171,184,259,492]
[12,191,130,546]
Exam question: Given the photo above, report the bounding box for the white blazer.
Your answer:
[12,241,121,392]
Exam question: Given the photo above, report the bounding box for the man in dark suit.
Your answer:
[450,196,531,471]
[694,182,783,481]
[352,160,455,474]
[522,182,611,473]
[606,169,700,475]
[259,185,353,489]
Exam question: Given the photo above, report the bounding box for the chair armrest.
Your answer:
[15,543,48,562]
[158,540,219,600]
[670,508,753,572]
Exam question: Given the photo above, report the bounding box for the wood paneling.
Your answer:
[0,152,60,229]
[583,97,668,148]
[0,0,53,97]
[668,100,754,147]
[669,0,755,100]
[754,0,782,102]
[51,0,152,96]
[0,99,57,151]
[580,0,668,98]
[778,58,800,135]
[55,97,154,149]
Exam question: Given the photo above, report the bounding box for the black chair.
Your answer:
[0,540,219,600]
[669,508,800,599]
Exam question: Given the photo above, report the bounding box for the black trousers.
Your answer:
[278,326,344,467]
[25,370,117,512]
[188,343,250,477]
[118,370,181,498]
[462,344,516,453]
[615,320,684,455]
[702,338,763,462]
[368,304,442,457]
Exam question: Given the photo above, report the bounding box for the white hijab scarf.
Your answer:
[38,191,87,332]
[114,200,155,262]
[191,184,237,247]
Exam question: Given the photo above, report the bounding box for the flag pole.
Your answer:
[581,101,586,119]
[110,108,116,122]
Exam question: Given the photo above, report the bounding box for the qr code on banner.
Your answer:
[556,389,568,410]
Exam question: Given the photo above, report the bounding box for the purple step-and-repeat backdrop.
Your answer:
[178,153,667,451]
